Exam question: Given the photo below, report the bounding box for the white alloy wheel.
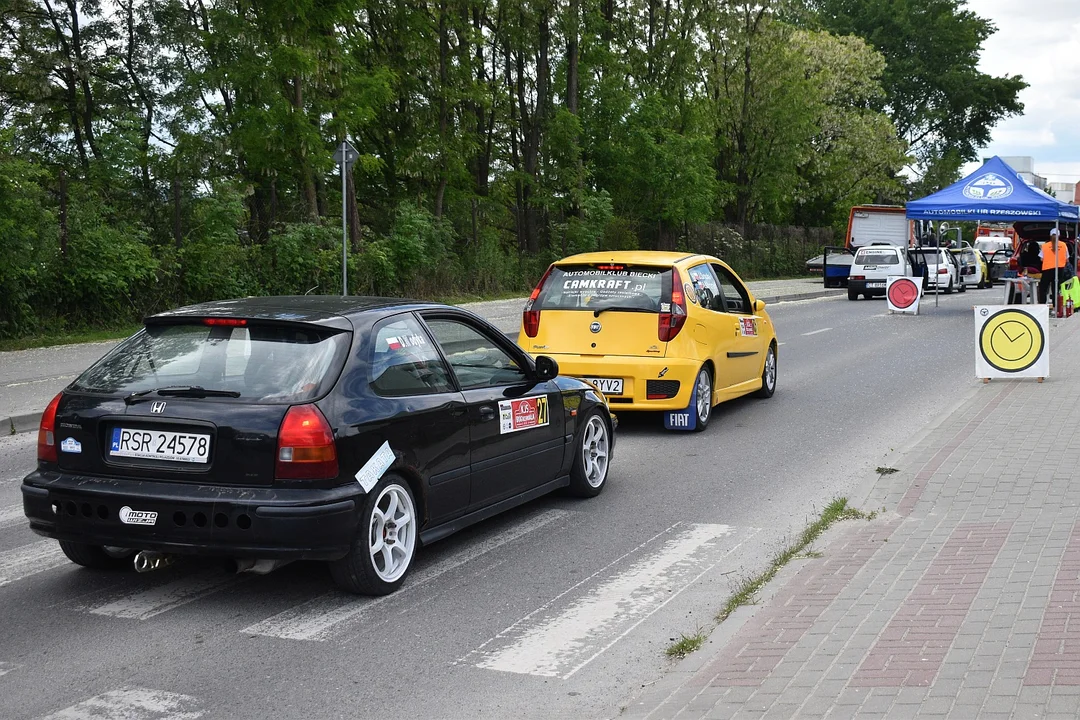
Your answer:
[581,415,610,488]
[695,368,712,426]
[368,483,417,583]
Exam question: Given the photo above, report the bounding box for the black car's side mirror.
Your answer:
[534,355,559,382]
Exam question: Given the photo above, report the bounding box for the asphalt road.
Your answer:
[0,287,1003,720]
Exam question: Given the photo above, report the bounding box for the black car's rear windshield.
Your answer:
[536,264,670,312]
[70,322,351,403]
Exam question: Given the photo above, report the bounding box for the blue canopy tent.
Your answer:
[906,156,1078,222]
[907,156,1079,309]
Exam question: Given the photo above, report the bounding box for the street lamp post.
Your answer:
[333,139,360,296]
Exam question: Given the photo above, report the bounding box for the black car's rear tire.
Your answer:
[567,411,611,498]
[330,474,418,596]
[58,541,135,570]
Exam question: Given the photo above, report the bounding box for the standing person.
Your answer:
[1038,228,1069,306]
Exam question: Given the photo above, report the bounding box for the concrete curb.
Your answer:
[5,412,41,436]
[757,289,843,304]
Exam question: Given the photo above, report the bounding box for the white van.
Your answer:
[847,244,914,300]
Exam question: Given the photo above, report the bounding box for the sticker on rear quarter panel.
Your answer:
[355,441,396,493]
[499,396,549,434]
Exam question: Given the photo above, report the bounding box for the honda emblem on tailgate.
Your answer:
[150,401,167,414]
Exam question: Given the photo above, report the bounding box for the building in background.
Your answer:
[1048,181,1080,205]
[996,156,1049,190]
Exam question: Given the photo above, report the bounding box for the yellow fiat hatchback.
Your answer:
[519,251,778,431]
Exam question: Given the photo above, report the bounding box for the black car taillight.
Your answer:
[37,392,63,463]
[276,405,338,480]
[659,268,688,342]
[523,265,553,338]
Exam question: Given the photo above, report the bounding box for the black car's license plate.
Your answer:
[110,428,210,463]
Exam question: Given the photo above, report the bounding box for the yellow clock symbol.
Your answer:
[980,309,1045,372]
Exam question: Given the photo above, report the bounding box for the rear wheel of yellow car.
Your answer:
[692,366,712,432]
[755,344,777,398]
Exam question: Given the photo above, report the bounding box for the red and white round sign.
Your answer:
[887,277,920,310]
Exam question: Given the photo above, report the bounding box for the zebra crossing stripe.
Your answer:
[89,569,246,620]
[0,540,67,588]
[39,687,204,720]
[468,523,751,679]
[242,508,569,641]
[0,502,25,529]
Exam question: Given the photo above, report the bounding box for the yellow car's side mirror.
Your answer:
[753,298,766,313]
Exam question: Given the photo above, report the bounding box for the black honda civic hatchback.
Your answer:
[22,297,615,595]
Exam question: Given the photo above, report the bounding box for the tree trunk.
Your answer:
[434,0,450,219]
[172,175,182,249]
[58,168,68,258]
[346,164,362,252]
[566,0,579,116]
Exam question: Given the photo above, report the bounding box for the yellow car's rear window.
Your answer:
[537,264,670,312]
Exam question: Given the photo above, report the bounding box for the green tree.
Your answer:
[813,0,1026,183]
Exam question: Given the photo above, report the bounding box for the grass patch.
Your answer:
[665,631,707,659]
[875,466,899,475]
[0,325,140,352]
[716,498,875,623]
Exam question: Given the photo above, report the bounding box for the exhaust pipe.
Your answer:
[133,550,173,573]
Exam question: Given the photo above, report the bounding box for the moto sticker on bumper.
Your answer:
[499,396,549,434]
[119,506,158,526]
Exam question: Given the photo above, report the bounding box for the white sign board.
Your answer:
[886,276,922,315]
[974,305,1049,380]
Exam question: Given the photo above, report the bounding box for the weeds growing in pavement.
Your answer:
[875,466,899,475]
[665,631,707,659]
[716,498,875,623]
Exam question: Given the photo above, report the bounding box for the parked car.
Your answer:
[847,244,915,300]
[912,247,963,294]
[519,251,777,432]
[23,297,615,595]
[950,247,990,289]
[975,239,1014,284]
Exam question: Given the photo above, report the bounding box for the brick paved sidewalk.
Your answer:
[624,314,1080,719]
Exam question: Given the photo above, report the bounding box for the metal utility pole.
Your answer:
[333,139,360,296]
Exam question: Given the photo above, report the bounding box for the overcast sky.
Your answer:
[961,0,1080,186]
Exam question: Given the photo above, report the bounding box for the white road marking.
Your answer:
[0,540,67,587]
[777,342,786,346]
[2,374,77,389]
[0,502,26,529]
[800,327,833,336]
[89,570,245,620]
[242,508,569,641]
[467,523,753,679]
[0,661,19,677]
[40,687,204,720]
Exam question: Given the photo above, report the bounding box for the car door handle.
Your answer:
[479,406,496,421]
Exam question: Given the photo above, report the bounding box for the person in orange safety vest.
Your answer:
[1038,228,1071,305]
